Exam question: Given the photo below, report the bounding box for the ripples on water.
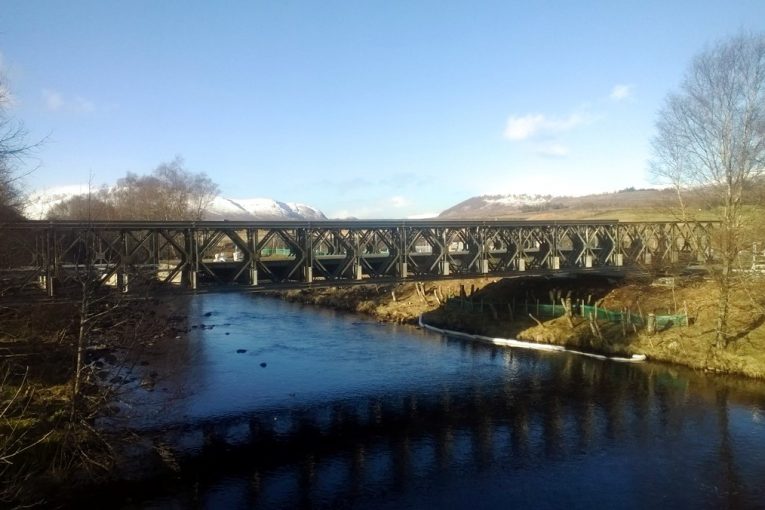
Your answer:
[105,294,765,509]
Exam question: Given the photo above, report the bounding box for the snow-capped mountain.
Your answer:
[24,185,94,220]
[438,194,552,219]
[23,187,328,221]
[205,197,327,220]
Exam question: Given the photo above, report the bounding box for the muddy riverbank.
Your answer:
[277,274,765,379]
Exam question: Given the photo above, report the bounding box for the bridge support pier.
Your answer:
[550,256,560,270]
[518,258,525,271]
[250,267,258,286]
[399,262,408,278]
[118,272,129,293]
[480,259,489,274]
[585,255,593,268]
[441,260,450,276]
[354,264,363,280]
[615,253,623,267]
[39,275,54,297]
[304,267,313,283]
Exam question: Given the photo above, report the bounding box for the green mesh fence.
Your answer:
[445,298,688,328]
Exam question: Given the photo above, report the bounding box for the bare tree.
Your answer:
[651,32,765,348]
[51,157,220,221]
[47,188,116,220]
[0,76,31,220]
[111,157,218,220]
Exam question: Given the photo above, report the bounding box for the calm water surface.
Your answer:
[110,293,765,509]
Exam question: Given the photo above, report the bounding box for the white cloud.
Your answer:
[503,113,587,141]
[73,96,95,113]
[609,84,632,101]
[42,88,95,113]
[42,89,65,111]
[407,212,438,219]
[390,196,407,207]
[535,143,570,158]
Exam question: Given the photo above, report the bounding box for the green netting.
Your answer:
[260,248,293,257]
[445,298,688,328]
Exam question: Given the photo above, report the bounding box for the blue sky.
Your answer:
[2,1,765,218]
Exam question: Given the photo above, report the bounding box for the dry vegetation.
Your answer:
[279,273,765,379]
[0,298,188,506]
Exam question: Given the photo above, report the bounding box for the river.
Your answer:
[97,293,765,509]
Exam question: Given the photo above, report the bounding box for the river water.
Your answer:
[106,293,765,509]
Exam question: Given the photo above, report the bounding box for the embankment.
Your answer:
[277,274,765,379]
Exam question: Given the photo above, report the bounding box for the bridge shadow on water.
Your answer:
[95,341,765,510]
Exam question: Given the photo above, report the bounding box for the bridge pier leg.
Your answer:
[644,253,652,264]
[304,266,313,283]
[550,256,560,270]
[398,262,408,278]
[615,253,623,267]
[40,274,54,297]
[585,255,593,268]
[355,263,363,280]
[441,260,450,276]
[518,258,525,271]
[480,259,489,274]
[118,272,129,293]
[250,267,258,286]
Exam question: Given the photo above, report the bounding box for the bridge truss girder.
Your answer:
[0,220,716,297]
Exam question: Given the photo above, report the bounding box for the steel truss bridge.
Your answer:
[0,220,715,297]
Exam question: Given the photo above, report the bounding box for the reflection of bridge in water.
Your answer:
[110,345,760,509]
[0,219,715,297]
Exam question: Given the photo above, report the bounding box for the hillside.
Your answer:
[438,188,685,221]
[438,182,765,221]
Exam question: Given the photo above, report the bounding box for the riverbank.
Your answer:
[277,274,765,379]
[0,295,191,507]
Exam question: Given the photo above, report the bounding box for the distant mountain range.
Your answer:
[27,184,759,223]
[23,187,328,221]
[437,189,684,221]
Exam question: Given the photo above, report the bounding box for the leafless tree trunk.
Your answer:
[651,32,765,348]
[0,75,36,220]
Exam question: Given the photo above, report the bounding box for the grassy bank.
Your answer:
[278,274,765,379]
[0,297,189,507]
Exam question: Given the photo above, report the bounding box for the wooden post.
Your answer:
[588,313,602,340]
[647,313,656,335]
[561,297,574,328]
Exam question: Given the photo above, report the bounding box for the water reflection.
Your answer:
[108,294,765,509]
